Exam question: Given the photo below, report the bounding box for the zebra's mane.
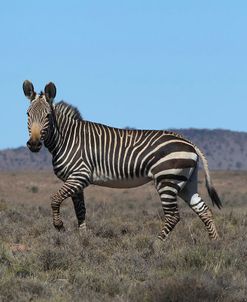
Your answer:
[55,101,83,121]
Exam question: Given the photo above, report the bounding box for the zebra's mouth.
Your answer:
[26,140,42,153]
[29,145,42,153]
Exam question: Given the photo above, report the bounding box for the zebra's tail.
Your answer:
[194,146,222,209]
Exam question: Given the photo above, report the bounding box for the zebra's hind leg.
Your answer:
[179,168,219,240]
[156,181,181,241]
[72,191,86,231]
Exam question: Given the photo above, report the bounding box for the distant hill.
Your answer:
[0,147,52,171]
[174,129,247,170]
[0,128,247,171]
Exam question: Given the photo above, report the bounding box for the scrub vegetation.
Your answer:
[0,171,246,302]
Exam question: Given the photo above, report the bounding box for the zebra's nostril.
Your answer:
[26,139,42,152]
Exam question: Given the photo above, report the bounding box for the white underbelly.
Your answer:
[92,175,152,188]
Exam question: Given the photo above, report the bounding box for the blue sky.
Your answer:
[0,1,246,149]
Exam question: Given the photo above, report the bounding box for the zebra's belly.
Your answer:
[92,175,152,188]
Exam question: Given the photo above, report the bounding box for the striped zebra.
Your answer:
[23,80,222,241]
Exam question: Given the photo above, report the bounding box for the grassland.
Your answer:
[0,171,246,302]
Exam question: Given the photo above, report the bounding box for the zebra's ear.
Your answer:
[44,82,56,103]
[23,80,36,101]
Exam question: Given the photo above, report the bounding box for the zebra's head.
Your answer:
[23,80,56,152]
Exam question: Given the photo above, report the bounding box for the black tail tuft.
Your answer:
[206,181,222,209]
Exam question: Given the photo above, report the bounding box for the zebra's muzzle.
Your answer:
[26,139,42,153]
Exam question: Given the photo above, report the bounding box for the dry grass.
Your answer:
[0,171,247,302]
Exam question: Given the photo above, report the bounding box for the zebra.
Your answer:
[23,80,222,241]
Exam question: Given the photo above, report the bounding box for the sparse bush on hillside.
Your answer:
[236,161,242,169]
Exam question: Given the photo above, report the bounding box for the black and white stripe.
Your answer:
[24,81,222,240]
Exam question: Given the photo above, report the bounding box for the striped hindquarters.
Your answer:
[146,138,198,184]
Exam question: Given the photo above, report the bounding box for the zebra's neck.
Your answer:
[44,116,61,155]
[44,102,82,156]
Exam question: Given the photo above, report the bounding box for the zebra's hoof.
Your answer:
[78,222,87,233]
[54,221,65,232]
[153,238,165,252]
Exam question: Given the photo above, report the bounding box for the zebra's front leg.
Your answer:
[51,176,86,231]
[72,191,86,231]
[51,192,66,231]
